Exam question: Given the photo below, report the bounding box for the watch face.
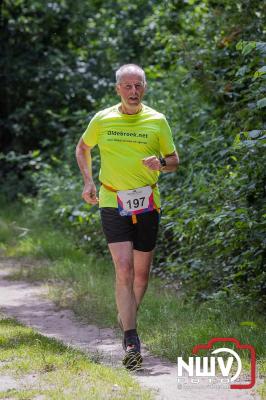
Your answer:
[160,157,166,167]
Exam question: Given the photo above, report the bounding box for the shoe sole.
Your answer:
[122,350,143,371]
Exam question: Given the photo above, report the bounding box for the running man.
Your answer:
[76,64,179,369]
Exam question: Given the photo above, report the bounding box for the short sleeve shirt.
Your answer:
[82,103,176,208]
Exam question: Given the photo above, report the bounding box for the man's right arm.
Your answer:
[75,138,98,205]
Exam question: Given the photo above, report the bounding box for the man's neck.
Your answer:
[119,103,142,115]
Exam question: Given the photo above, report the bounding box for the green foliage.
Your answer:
[0,150,49,198]
[26,163,107,256]
[1,0,265,307]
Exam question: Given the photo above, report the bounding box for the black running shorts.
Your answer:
[100,207,160,252]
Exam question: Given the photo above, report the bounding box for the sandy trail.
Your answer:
[0,259,261,400]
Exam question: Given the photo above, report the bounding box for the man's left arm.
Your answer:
[142,115,179,172]
[142,151,179,172]
[160,151,179,172]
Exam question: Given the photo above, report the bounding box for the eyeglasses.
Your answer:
[118,82,145,90]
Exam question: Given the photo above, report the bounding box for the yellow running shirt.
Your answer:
[82,103,176,208]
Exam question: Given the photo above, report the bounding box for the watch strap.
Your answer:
[159,157,167,167]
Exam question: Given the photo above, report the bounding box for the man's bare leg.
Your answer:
[108,244,153,330]
[108,241,137,331]
[133,249,153,309]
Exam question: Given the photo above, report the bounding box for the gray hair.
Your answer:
[115,64,146,84]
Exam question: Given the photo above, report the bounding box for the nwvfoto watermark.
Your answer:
[177,337,256,390]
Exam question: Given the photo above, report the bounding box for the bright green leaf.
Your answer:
[254,66,266,78]
[239,321,257,328]
[239,41,256,56]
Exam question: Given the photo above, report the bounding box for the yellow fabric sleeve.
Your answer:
[82,114,100,147]
[159,117,176,156]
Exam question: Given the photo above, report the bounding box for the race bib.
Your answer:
[117,185,154,216]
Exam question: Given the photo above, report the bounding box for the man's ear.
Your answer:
[115,84,120,96]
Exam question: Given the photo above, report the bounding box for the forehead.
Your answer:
[118,71,145,83]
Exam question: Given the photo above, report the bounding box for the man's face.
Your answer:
[116,72,146,109]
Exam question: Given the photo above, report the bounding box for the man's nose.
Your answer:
[130,85,137,95]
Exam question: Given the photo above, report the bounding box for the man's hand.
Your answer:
[142,152,179,172]
[142,156,161,171]
[82,181,99,205]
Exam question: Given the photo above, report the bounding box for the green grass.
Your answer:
[0,315,151,399]
[0,201,265,397]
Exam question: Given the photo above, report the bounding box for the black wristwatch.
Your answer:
[159,157,167,168]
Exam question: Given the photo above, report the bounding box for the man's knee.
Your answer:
[113,252,132,268]
[114,256,133,284]
[134,271,150,287]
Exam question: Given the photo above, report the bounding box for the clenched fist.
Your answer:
[82,181,99,205]
[142,155,161,171]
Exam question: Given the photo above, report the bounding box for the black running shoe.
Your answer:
[122,336,142,371]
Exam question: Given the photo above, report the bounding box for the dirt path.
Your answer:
[0,260,262,400]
